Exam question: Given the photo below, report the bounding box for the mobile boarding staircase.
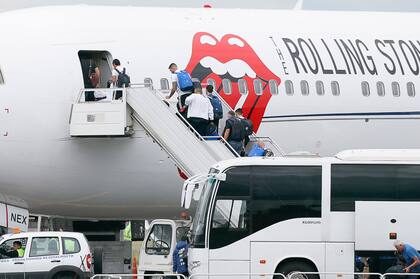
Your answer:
[69,84,284,177]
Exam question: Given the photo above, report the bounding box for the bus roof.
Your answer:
[213,149,420,171]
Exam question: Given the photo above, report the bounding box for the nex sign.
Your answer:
[10,213,27,225]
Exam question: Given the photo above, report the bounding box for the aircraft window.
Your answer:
[331,81,340,96]
[144,78,153,88]
[316,81,324,96]
[238,79,248,95]
[407,82,416,97]
[222,79,232,95]
[392,82,400,97]
[300,80,309,96]
[160,78,170,90]
[361,81,370,97]
[376,82,385,97]
[285,80,294,95]
[269,80,278,95]
[207,78,217,89]
[253,79,263,95]
[0,67,4,84]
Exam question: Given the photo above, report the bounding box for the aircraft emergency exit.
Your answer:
[0,5,419,219]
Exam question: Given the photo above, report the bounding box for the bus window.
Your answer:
[331,164,420,211]
[251,166,322,233]
[209,167,251,249]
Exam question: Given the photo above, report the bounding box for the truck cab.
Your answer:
[138,219,191,277]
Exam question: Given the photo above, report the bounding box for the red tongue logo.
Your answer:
[185,32,281,131]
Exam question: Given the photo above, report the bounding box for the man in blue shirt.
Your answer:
[394,240,420,278]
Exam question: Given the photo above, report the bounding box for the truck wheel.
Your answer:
[93,247,103,274]
[275,261,319,279]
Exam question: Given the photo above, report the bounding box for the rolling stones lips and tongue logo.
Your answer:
[185,32,281,131]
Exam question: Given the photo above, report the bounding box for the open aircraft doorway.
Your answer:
[78,50,113,91]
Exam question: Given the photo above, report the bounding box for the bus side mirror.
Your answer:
[215,173,226,181]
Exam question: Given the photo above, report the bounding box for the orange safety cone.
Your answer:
[132,256,138,279]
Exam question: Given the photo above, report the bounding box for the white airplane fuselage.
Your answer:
[0,6,419,219]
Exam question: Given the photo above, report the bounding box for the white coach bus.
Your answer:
[182,150,420,278]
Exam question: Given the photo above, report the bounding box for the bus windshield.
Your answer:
[190,170,219,248]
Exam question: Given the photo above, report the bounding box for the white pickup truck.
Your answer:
[138,219,191,278]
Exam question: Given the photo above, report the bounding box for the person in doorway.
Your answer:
[111,59,130,99]
[223,110,245,155]
[392,240,420,279]
[206,85,223,132]
[173,235,189,278]
[235,108,253,148]
[184,87,214,136]
[89,60,101,89]
[166,63,193,118]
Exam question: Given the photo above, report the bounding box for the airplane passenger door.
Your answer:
[78,51,113,89]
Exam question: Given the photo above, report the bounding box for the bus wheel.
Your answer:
[275,261,319,279]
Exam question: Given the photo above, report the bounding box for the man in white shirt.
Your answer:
[166,63,192,117]
[111,59,130,99]
[185,87,214,136]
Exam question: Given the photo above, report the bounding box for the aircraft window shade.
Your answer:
[361,81,370,97]
[300,80,309,96]
[0,67,4,84]
[207,78,217,89]
[160,78,170,90]
[392,82,400,97]
[316,81,324,96]
[238,79,248,95]
[253,79,263,95]
[331,81,340,96]
[269,79,278,95]
[376,82,385,97]
[144,78,153,88]
[285,80,294,95]
[407,82,416,97]
[222,79,232,95]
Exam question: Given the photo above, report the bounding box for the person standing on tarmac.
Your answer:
[173,235,189,278]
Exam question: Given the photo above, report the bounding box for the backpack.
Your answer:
[115,68,131,88]
[241,118,254,136]
[228,117,245,141]
[176,71,194,92]
[209,95,223,119]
